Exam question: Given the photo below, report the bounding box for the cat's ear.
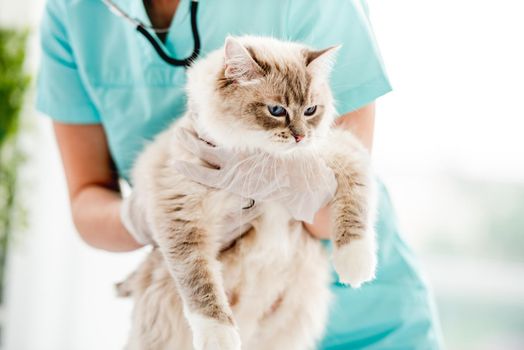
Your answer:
[224,36,263,82]
[305,45,341,77]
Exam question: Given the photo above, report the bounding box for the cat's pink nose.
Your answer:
[293,134,304,143]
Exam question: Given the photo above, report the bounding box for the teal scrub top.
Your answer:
[37,0,443,348]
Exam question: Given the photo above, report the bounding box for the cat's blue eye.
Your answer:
[304,105,317,116]
[267,105,287,117]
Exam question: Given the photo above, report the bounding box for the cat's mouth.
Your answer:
[271,130,312,147]
[270,137,314,153]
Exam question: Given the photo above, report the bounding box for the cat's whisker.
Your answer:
[302,157,315,194]
[257,152,271,196]
[331,157,353,192]
[311,148,332,192]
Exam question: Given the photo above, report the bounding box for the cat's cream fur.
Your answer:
[119,36,376,350]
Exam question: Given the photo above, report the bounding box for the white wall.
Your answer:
[372,0,524,180]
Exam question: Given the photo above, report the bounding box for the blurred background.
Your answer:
[0,0,523,349]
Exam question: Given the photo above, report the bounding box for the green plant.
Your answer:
[0,28,30,303]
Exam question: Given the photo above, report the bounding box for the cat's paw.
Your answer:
[197,325,241,350]
[189,314,241,350]
[332,237,377,288]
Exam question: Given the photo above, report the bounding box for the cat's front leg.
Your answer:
[324,131,377,288]
[152,195,241,350]
[330,164,377,288]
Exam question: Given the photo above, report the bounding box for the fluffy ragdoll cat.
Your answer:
[118,36,377,350]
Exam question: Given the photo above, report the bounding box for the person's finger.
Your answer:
[171,159,224,188]
[120,194,153,245]
[174,128,226,167]
[219,203,263,248]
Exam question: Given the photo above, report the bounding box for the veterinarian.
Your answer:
[37,0,443,348]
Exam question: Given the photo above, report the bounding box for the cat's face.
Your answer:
[190,36,338,154]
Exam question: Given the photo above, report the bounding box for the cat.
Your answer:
[118,36,377,350]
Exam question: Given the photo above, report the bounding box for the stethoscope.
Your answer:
[102,0,201,67]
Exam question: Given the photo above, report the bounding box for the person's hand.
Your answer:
[121,190,263,249]
[218,201,263,247]
[171,128,337,224]
[120,192,154,246]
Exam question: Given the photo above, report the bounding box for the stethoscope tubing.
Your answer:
[103,0,201,67]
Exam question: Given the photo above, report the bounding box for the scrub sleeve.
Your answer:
[37,0,100,124]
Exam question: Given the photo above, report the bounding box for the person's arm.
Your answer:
[53,122,143,252]
[304,102,375,240]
